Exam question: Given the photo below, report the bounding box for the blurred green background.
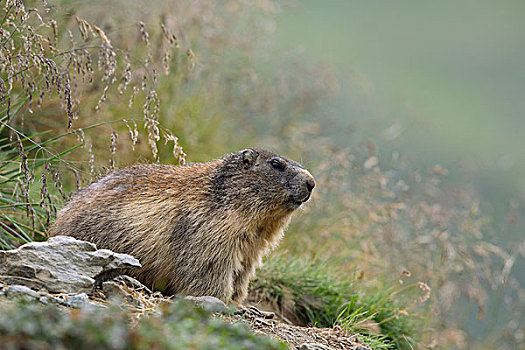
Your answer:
[277,1,525,250]
[277,0,525,173]
[276,0,525,344]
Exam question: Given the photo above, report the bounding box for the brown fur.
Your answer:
[50,148,315,303]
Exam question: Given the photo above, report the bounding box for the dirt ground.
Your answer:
[221,309,372,350]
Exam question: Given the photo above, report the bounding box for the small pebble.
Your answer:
[299,343,331,350]
[65,293,90,308]
[184,295,229,313]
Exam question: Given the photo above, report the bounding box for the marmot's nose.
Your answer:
[296,168,315,199]
[306,178,315,193]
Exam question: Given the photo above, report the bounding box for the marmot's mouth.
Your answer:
[302,192,312,202]
[289,201,303,210]
[289,193,311,208]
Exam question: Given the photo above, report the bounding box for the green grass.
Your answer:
[0,128,81,249]
[0,298,286,349]
[338,290,419,350]
[253,254,419,349]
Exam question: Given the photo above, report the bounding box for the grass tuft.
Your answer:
[252,253,421,349]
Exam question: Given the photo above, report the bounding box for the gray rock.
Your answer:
[1,283,104,310]
[65,293,89,308]
[3,284,60,305]
[102,281,130,298]
[64,292,103,310]
[0,236,141,294]
[235,305,276,319]
[184,295,229,313]
[103,281,143,308]
[299,343,332,350]
[4,285,40,299]
[113,275,152,295]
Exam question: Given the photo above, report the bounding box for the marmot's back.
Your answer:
[51,148,315,302]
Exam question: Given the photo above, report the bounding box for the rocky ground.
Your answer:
[0,236,371,350]
[222,311,371,350]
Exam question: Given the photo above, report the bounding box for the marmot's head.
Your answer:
[211,148,315,214]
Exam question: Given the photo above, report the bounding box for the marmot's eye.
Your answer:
[270,159,285,171]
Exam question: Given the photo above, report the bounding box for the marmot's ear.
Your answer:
[241,149,257,169]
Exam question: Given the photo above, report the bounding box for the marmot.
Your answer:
[50,148,315,303]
